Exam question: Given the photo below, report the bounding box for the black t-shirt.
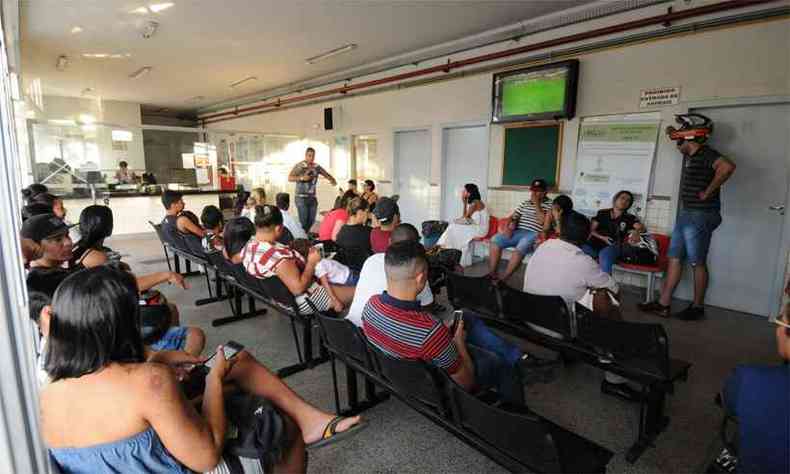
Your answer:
[589,209,639,251]
[26,267,74,298]
[336,224,373,255]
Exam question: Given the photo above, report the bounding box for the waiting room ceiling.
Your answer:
[21,0,594,112]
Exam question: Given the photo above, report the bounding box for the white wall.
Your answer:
[29,95,145,172]
[208,19,790,236]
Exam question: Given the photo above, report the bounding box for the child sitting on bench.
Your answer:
[290,238,359,312]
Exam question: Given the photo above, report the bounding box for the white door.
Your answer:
[674,103,789,317]
[441,125,489,221]
[394,129,431,227]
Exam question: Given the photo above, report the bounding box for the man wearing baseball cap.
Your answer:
[489,178,553,282]
[21,214,75,269]
[370,197,400,253]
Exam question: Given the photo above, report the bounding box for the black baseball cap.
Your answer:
[373,197,399,224]
[21,214,73,242]
[529,179,548,192]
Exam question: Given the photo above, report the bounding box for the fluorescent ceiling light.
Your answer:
[112,130,134,142]
[82,53,130,59]
[148,3,175,13]
[131,3,174,14]
[305,43,357,64]
[71,26,83,34]
[79,114,96,124]
[229,76,257,88]
[48,119,77,126]
[129,66,152,79]
[55,55,68,71]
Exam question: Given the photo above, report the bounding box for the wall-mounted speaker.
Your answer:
[323,107,333,130]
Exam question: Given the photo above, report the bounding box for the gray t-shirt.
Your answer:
[290,161,327,196]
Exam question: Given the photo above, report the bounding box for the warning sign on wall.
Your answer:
[639,87,680,108]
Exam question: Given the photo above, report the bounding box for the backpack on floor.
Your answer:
[223,392,290,473]
[426,247,462,294]
[421,220,449,249]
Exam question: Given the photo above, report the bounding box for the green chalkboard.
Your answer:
[502,123,561,188]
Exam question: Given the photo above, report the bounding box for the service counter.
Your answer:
[61,189,234,236]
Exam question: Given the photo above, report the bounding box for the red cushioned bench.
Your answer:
[612,233,671,303]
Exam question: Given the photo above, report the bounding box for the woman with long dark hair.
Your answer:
[69,205,205,355]
[39,266,363,473]
[582,190,646,274]
[435,183,490,267]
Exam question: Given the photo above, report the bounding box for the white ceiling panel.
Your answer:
[21,0,595,111]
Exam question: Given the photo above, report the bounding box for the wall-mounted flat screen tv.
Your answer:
[491,59,579,123]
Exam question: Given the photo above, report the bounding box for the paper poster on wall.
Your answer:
[196,168,211,185]
[572,113,660,218]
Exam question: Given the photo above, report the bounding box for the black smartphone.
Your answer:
[204,341,244,368]
[450,310,463,334]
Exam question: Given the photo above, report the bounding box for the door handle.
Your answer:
[769,204,785,215]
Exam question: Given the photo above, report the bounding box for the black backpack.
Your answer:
[224,392,289,472]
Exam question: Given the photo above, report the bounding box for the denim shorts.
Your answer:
[668,210,722,265]
[149,326,189,351]
[491,229,537,255]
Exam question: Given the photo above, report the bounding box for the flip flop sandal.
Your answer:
[307,416,367,450]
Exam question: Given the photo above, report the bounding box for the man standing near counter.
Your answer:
[288,147,337,233]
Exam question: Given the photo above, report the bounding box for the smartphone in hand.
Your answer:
[204,341,244,368]
[450,310,463,334]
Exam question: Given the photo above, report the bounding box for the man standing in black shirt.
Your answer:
[639,114,736,320]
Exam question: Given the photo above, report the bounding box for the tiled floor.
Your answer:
[113,233,779,474]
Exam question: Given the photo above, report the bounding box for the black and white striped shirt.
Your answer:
[515,198,552,232]
[680,146,722,211]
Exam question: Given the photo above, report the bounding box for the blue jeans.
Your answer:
[491,229,537,256]
[148,326,188,351]
[463,311,525,405]
[295,196,318,233]
[668,210,722,265]
[582,244,621,274]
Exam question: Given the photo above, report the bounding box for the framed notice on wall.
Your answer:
[572,113,661,217]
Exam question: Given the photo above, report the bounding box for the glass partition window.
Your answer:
[29,120,143,194]
[354,135,379,180]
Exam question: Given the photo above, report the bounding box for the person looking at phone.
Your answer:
[488,178,553,282]
[582,190,646,274]
[362,240,558,406]
[242,205,355,314]
[39,266,364,473]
